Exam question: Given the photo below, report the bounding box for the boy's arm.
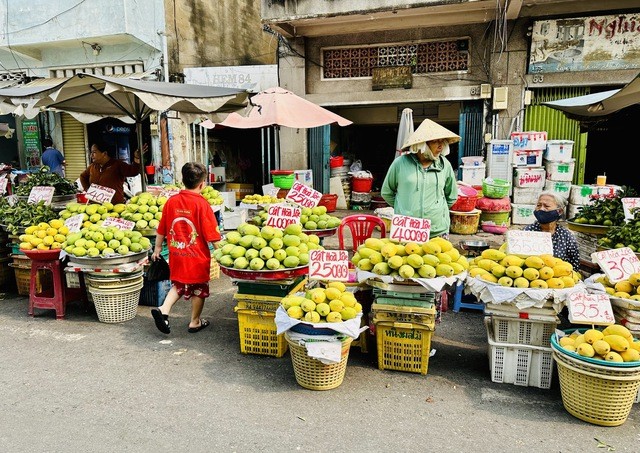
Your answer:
[151,233,165,261]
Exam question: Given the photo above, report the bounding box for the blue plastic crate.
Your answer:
[139,278,172,307]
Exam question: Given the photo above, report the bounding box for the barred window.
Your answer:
[322,38,469,79]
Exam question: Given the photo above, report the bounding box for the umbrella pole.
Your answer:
[274,125,280,169]
[136,122,146,193]
[261,128,266,186]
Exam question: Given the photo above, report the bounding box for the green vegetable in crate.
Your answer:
[571,186,636,226]
[0,198,58,235]
[15,166,78,196]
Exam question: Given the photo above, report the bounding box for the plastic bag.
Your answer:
[349,159,362,172]
[147,255,170,282]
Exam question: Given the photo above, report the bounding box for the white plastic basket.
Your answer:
[89,282,144,323]
[485,317,555,389]
[489,315,559,347]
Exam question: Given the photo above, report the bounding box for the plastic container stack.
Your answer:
[450,184,481,235]
[350,172,374,210]
[511,131,547,225]
[330,159,351,208]
[477,192,511,235]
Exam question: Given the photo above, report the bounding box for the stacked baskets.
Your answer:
[85,270,144,323]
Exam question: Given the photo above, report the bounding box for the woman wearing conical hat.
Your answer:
[381,119,459,238]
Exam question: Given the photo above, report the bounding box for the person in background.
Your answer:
[79,140,141,204]
[41,138,66,176]
[150,162,221,335]
[524,191,580,270]
[381,118,459,238]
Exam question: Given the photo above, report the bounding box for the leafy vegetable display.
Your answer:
[0,197,58,234]
[15,167,78,196]
[570,186,637,227]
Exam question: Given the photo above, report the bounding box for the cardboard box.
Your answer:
[222,208,247,231]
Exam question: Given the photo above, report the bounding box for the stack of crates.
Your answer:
[484,302,559,389]
[233,276,307,358]
[370,285,437,375]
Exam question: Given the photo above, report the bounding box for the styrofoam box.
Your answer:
[545,140,574,162]
[486,140,513,181]
[513,166,546,188]
[461,164,486,186]
[512,187,541,204]
[511,131,548,151]
[544,180,571,198]
[461,155,484,166]
[511,203,536,225]
[512,149,543,167]
[485,318,554,389]
[544,158,575,182]
[294,169,313,187]
[567,202,586,221]
[221,208,247,231]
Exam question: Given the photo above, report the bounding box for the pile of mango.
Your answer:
[353,236,468,279]
[557,324,640,363]
[594,273,640,301]
[469,247,580,288]
[281,281,362,323]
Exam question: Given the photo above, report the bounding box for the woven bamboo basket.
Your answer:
[88,281,144,323]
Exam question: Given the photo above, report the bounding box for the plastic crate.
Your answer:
[234,308,288,357]
[373,295,436,308]
[138,279,172,307]
[236,276,307,297]
[490,315,559,347]
[373,287,435,299]
[485,317,554,389]
[234,277,308,311]
[375,321,433,375]
[371,303,436,329]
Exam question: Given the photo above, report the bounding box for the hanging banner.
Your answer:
[21,119,41,169]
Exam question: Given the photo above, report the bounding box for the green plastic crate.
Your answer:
[374,296,436,308]
[235,276,306,297]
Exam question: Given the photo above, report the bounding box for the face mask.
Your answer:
[534,209,561,224]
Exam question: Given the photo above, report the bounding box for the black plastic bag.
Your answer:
[147,256,170,282]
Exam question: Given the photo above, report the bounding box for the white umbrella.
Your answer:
[395,108,414,159]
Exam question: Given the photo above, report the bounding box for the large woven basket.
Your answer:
[89,281,144,323]
[85,271,144,290]
[552,347,640,426]
[285,333,353,390]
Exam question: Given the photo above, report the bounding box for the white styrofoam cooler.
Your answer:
[512,187,541,204]
[544,180,571,199]
[544,159,575,182]
[511,131,548,151]
[511,203,536,225]
[567,202,583,220]
[486,140,513,181]
[513,166,546,188]
[570,184,622,205]
[544,140,574,162]
[512,149,543,167]
[461,164,486,186]
[294,169,313,187]
[221,208,247,231]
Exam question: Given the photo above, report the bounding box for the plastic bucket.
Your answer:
[480,210,511,227]
[145,165,155,175]
[271,170,295,189]
[318,194,338,212]
[450,209,481,235]
[352,177,373,193]
[330,156,344,168]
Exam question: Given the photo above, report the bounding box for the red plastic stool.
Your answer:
[28,259,87,319]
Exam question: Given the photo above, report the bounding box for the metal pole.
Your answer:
[261,128,266,186]
[136,121,146,192]
[266,127,271,180]
[274,125,280,169]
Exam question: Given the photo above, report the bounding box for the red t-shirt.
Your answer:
[157,190,221,284]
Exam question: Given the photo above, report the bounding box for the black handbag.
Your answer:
[147,256,170,282]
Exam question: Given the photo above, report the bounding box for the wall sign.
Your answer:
[21,119,41,169]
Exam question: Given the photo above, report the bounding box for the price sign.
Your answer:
[64,214,84,233]
[390,214,431,243]
[309,249,349,281]
[85,183,115,204]
[592,247,640,283]
[506,230,553,256]
[265,186,280,198]
[159,188,180,199]
[265,203,301,229]
[567,292,615,326]
[0,175,7,195]
[102,217,135,231]
[27,186,55,205]
[285,181,322,208]
[622,197,640,221]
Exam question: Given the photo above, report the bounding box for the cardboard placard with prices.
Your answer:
[308,249,349,281]
[591,247,640,284]
[390,214,431,243]
[567,292,615,326]
[159,188,180,199]
[28,186,55,205]
[506,230,553,256]
[85,183,115,204]
[285,181,322,208]
[102,217,135,230]
[622,197,640,221]
[265,203,301,229]
[64,214,84,233]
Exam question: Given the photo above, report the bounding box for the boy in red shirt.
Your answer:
[150,162,221,334]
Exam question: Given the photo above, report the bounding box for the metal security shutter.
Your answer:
[61,113,87,181]
[308,125,330,193]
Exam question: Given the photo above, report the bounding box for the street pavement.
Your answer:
[1,211,639,452]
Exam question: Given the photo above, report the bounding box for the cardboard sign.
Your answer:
[159,188,180,199]
[265,203,301,229]
[0,175,7,195]
[592,247,640,283]
[622,197,640,221]
[389,214,431,243]
[285,181,322,208]
[27,186,55,205]
[85,183,115,204]
[64,214,84,233]
[308,249,349,281]
[102,217,135,231]
[567,292,615,326]
[506,230,554,256]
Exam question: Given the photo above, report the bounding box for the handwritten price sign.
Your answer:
[64,214,84,233]
[0,175,7,195]
[622,197,640,221]
[567,292,615,326]
[27,186,55,205]
[592,247,640,283]
[506,230,553,256]
[309,249,349,281]
[390,214,431,243]
[102,217,135,231]
[85,184,115,204]
[265,203,301,229]
[285,181,322,208]
[159,188,180,199]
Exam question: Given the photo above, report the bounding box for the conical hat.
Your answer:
[402,119,460,149]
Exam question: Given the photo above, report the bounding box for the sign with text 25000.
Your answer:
[390,214,430,243]
[309,250,349,281]
[265,203,301,229]
[285,181,322,208]
[85,183,115,204]
[592,247,640,283]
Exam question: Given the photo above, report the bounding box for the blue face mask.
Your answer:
[534,209,561,224]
